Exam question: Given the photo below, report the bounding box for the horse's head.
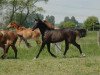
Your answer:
[7,22,18,29]
[32,19,43,31]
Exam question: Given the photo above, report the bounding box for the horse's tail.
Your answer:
[17,35,31,48]
[75,29,87,38]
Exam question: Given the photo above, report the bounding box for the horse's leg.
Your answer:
[1,45,10,59]
[47,43,56,58]
[19,36,31,48]
[63,41,69,58]
[11,45,18,59]
[18,37,22,46]
[34,37,41,45]
[72,41,85,57]
[35,43,45,59]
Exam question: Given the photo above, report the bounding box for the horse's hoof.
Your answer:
[63,55,66,58]
[80,53,86,57]
[1,55,5,59]
[82,53,86,57]
[15,57,17,59]
[33,57,37,60]
[53,56,57,58]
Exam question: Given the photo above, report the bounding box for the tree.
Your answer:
[45,15,55,25]
[59,21,76,28]
[70,16,78,25]
[26,13,44,27]
[0,0,48,25]
[59,16,78,28]
[84,16,99,30]
[64,16,70,22]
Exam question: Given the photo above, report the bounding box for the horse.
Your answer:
[7,22,41,47]
[75,28,87,38]
[32,19,85,59]
[44,20,87,38]
[0,30,19,59]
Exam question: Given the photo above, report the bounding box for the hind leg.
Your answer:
[72,41,85,57]
[63,41,69,58]
[18,38,22,46]
[35,38,42,45]
[11,45,18,59]
[1,45,10,59]
[19,36,31,48]
[47,43,56,58]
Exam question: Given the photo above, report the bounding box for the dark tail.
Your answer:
[17,35,31,48]
[75,29,87,38]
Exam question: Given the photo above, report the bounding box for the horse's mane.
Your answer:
[43,20,55,29]
[11,22,26,30]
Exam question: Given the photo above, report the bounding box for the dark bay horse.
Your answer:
[32,19,85,59]
[0,30,18,59]
[7,22,41,47]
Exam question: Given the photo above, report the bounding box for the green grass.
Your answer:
[0,31,100,75]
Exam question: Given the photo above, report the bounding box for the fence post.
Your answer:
[97,30,100,46]
[55,43,61,53]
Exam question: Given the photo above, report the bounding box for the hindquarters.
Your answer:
[0,30,18,59]
[63,30,77,43]
[76,29,87,38]
[64,29,85,57]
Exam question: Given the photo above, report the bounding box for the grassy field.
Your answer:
[0,31,100,75]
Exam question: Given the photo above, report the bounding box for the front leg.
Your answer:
[47,43,57,58]
[35,43,45,59]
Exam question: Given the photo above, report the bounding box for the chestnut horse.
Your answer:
[32,19,85,59]
[0,30,18,59]
[7,22,41,47]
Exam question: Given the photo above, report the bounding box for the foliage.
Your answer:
[59,21,76,28]
[70,16,78,25]
[64,16,70,22]
[59,16,78,28]
[26,13,44,27]
[84,16,99,30]
[45,15,55,25]
[14,12,44,27]
[0,0,48,25]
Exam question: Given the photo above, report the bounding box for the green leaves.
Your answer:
[59,16,77,28]
[60,21,76,28]
[84,16,99,30]
[1,0,49,25]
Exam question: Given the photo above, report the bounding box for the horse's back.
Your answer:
[0,30,18,45]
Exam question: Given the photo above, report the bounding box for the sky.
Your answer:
[36,0,100,23]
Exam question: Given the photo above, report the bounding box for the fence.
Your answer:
[97,30,100,46]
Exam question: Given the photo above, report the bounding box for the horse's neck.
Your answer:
[15,25,21,30]
[44,20,55,29]
[39,27,51,37]
[39,29,45,36]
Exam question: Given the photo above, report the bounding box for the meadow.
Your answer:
[0,31,100,75]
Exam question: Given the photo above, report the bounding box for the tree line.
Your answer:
[0,0,100,31]
[59,16,100,31]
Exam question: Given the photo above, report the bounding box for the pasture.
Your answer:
[0,31,100,75]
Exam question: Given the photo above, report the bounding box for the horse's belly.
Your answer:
[50,35,64,43]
